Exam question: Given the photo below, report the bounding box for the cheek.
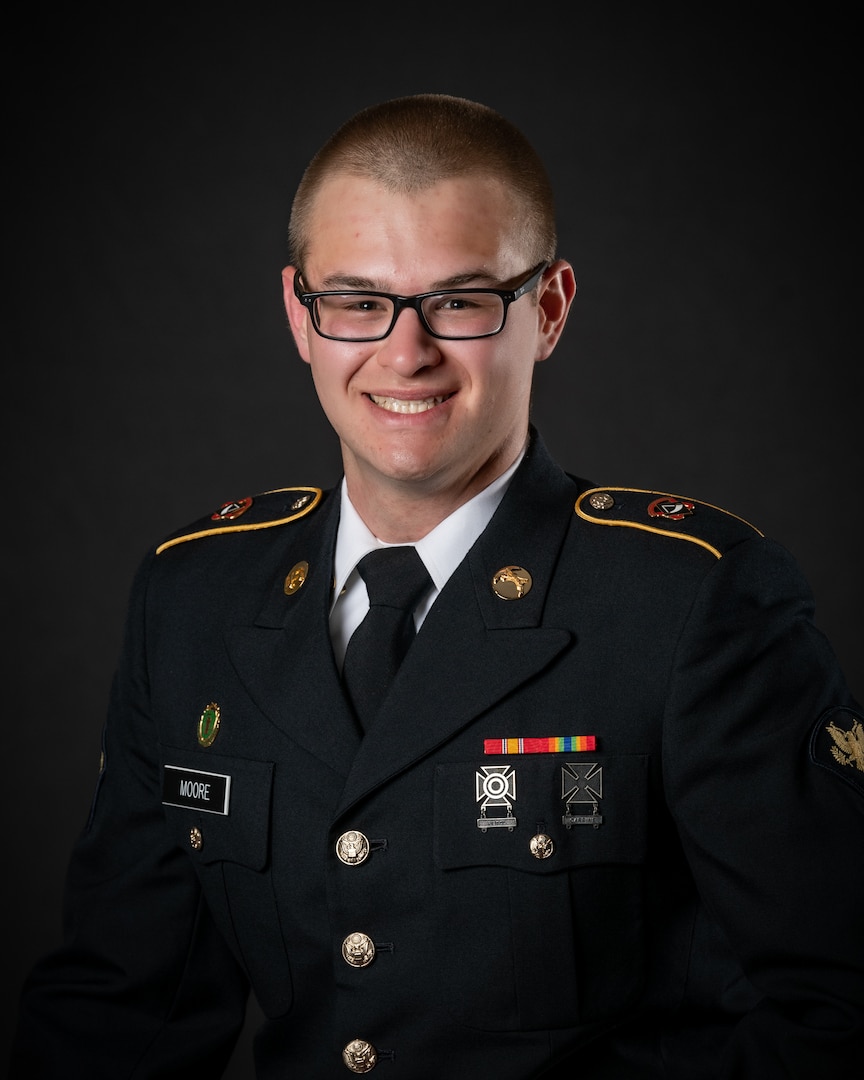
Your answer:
[477,349,535,404]
[307,361,341,411]
[307,347,366,406]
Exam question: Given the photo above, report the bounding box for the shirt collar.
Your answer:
[331,450,524,608]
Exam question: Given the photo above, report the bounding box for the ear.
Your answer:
[282,265,312,363]
[534,260,577,363]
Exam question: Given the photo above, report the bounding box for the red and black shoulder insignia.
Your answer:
[156,486,323,554]
[574,486,762,559]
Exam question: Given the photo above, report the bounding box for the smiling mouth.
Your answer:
[368,394,450,414]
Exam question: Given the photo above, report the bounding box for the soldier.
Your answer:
[11,93,863,1078]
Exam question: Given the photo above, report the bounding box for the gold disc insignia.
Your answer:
[284,560,309,595]
[492,565,533,600]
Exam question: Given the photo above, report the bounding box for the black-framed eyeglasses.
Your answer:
[293,262,548,342]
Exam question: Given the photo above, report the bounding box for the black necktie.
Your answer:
[342,546,431,729]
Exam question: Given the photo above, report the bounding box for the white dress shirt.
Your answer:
[329,452,524,669]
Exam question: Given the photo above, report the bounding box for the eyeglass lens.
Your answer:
[313,291,505,341]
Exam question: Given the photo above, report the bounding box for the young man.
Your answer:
[11,94,863,1078]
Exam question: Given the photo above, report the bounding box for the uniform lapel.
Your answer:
[335,434,580,816]
[224,488,360,776]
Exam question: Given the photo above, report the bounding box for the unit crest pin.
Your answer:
[647,496,694,521]
[211,497,253,521]
[197,702,221,747]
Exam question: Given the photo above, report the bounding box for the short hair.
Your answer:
[288,93,557,270]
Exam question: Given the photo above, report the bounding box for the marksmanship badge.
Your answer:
[476,765,517,831]
[561,761,604,828]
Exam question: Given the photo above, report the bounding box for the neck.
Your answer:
[343,438,526,543]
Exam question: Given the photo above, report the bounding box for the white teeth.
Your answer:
[369,394,446,414]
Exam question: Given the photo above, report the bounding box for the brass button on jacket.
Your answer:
[335,830,370,866]
[341,932,375,968]
[342,1038,377,1073]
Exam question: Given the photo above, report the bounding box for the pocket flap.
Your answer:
[159,745,274,870]
[434,753,648,872]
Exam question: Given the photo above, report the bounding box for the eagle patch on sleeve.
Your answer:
[810,706,864,795]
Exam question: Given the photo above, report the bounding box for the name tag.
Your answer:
[162,765,231,815]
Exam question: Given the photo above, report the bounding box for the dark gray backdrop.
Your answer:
[5,6,861,1075]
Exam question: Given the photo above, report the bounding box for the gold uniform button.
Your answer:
[342,1038,377,1073]
[342,932,376,968]
[189,826,203,850]
[589,491,615,511]
[529,833,554,859]
[335,830,370,866]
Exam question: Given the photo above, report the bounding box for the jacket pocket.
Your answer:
[433,753,648,1030]
[160,745,293,1018]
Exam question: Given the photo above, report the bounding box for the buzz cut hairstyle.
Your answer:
[288,93,558,272]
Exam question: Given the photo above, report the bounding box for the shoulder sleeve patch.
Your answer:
[810,706,864,796]
[574,487,763,559]
[156,486,323,554]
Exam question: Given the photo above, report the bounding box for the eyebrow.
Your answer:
[316,268,499,293]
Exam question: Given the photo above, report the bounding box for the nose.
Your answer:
[375,306,442,376]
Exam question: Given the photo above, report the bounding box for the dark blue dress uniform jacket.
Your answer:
[11,432,864,1078]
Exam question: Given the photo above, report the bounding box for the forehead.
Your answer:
[303,173,525,282]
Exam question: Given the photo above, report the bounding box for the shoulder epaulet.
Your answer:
[574,486,763,559]
[156,486,323,554]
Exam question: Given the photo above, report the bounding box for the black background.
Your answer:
[5,5,861,1075]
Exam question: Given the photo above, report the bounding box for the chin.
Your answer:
[380,458,442,486]
[368,443,450,485]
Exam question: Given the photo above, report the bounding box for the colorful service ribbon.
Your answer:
[484,735,596,755]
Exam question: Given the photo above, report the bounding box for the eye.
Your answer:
[433,293,484,313]
[342,296,388,313]
[319,294,389,315]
